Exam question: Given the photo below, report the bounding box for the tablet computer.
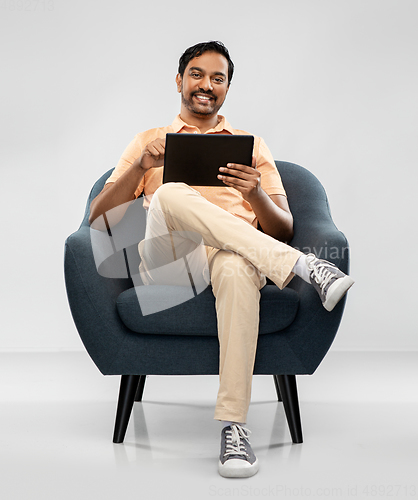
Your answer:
[163,133,254,187]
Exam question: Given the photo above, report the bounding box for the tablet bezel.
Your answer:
[163,133,254,187]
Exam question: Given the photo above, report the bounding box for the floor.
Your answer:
[1,351,417,500]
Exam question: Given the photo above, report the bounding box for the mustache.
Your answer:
[192,90,216,99]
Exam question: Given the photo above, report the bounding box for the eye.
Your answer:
[214,77,225,84]
[191,72,201,78]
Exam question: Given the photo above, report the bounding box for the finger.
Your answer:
[148,144,165,157]
[225,163,257,174]
[155,137,166,149]
[146,138,165,155]
[217,174,248,187]
[154,143,166,156]
[219,171,250,183]
[220,166,260,182]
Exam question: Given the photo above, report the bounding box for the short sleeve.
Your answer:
[105,133,145,198]
[255,137,287,197]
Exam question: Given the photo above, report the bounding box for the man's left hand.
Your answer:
[218,156,261,202]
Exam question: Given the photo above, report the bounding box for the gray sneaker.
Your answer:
[218,424,259,478]
[306,254,354,311]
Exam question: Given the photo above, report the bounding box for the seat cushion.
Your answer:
[116,285,299,336]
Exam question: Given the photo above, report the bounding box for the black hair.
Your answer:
[178,41,234,85]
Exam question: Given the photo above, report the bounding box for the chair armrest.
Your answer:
[282,214,350,373]
[255,207,349,375]
[292,223,350,272]
[64,226,134,374]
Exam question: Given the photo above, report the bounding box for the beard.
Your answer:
[181,89,224,116]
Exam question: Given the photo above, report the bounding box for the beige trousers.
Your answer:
[138,182,302,423]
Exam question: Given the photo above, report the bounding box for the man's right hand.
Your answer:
[135,137,166,171]
[89,138,166,228]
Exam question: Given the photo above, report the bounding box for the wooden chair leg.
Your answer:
[113,375,140,443]
[273,375,282,401]
[276,374,303,444]
[135,375,147,402]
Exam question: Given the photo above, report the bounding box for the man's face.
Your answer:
[176,51,230,117]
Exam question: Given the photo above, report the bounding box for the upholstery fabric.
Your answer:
[116,285,299,336]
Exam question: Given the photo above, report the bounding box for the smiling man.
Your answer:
[177,50,229,125]
[89,41,354,478]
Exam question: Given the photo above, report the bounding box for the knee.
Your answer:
[153,182,192,207]
[211,252,262,290]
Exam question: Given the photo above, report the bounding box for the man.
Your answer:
[89,41,354,478]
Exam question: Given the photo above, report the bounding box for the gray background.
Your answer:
[1,0,417,352]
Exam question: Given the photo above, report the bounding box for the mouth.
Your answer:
[193,93,215,104]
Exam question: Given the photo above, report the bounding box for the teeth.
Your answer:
[196,95,210,100]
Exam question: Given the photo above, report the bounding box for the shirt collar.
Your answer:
[171,114,235,135]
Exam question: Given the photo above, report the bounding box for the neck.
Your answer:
[179,110,220,134]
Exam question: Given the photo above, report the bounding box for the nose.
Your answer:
[200,75,213,91]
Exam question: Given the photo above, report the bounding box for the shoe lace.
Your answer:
[224,424,251,458]
[310,261,336,292]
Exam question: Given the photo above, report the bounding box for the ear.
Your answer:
[175,73,182,93]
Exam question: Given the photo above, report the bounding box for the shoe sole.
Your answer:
[218,458,259,478]
[323,275,355,312]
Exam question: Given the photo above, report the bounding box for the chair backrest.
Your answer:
[275,161,331,243]
[79,169,114,229]
[276,161,348,273]
[82,162,348,274]
[83,163,330,224]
